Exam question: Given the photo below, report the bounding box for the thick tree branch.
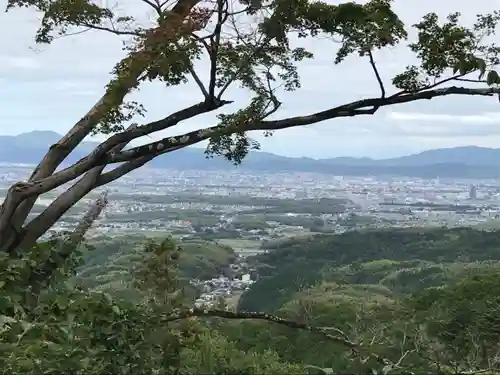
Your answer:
[1,0,204,240]
[10,100,230,198]
[15,125,137,251]
[2,84,499,251]
[259,85,500,130]
[164,308,358,348]
[0,97,226,248]
[106,84,500,164]
[5,84,499,207]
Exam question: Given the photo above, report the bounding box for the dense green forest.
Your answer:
[239,227,500,312]
[77,235,235,287]
[217,227,500,373]
[4,227,500,373]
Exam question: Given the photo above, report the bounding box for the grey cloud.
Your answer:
[379,96,500,117]
[383,120,500,138]
[3,0,500,158]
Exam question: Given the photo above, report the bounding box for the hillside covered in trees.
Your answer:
[223,228,500,373]
[239,227,500,311]
[4,226,499,374]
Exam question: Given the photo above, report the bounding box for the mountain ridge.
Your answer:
[2,131,499,178]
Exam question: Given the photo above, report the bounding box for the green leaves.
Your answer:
[398,12,500,88]
[410,12,475,78]
[334,0,407,63]
[7,0,114,43]
[452,56,484,76]
[392,65,428,92]
[391,10,500,94]
[486,70,500,85]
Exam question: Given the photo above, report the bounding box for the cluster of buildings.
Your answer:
[190,274,254,308]
[5,164,500,238]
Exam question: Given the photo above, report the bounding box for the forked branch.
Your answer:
[4,0,205,237]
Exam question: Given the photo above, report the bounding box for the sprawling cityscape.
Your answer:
[3,163,500,307]
[2,163,500,235]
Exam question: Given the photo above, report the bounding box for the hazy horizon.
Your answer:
[1,129,495,161]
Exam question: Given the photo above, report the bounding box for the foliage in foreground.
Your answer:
[4,213,500,374]
[0,236,306,374]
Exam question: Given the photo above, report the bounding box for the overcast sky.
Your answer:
[2,0,500,159]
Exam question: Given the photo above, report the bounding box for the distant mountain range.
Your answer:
[2,131,500,178]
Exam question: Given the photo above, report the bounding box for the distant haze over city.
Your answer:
[2,131,500,178]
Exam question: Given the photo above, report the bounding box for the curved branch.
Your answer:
[1,99,231,218]
[8,84,498,207]
[139,0,163,14]
[106,84,500,164]
[3,84,500,251]
[367,49,385,99]
[3,0,204,237]
[164,308,358,348]
[15,125,138,251]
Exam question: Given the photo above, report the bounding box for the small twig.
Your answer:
[173,40,209,98]
[455,77,487,83]
[367,49,385,99]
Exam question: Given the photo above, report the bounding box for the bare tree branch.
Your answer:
[139,0,163,14]
[3,1,500,255]
[174,40,210,97]
[0,96,228,250]
[0,0,204,243]
[2,99,231,205]
[104,85,500,164]
[164,308,358,348]
[2,84,497,235]
[15,124,138,251]
[367,49,385,99]
[208,0,229,98]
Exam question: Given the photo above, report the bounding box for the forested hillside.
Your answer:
[210,227,500,373]
[77,235,235,287]
[239,227,500,312]
[4,221,500,373]
[58,227,500,374]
